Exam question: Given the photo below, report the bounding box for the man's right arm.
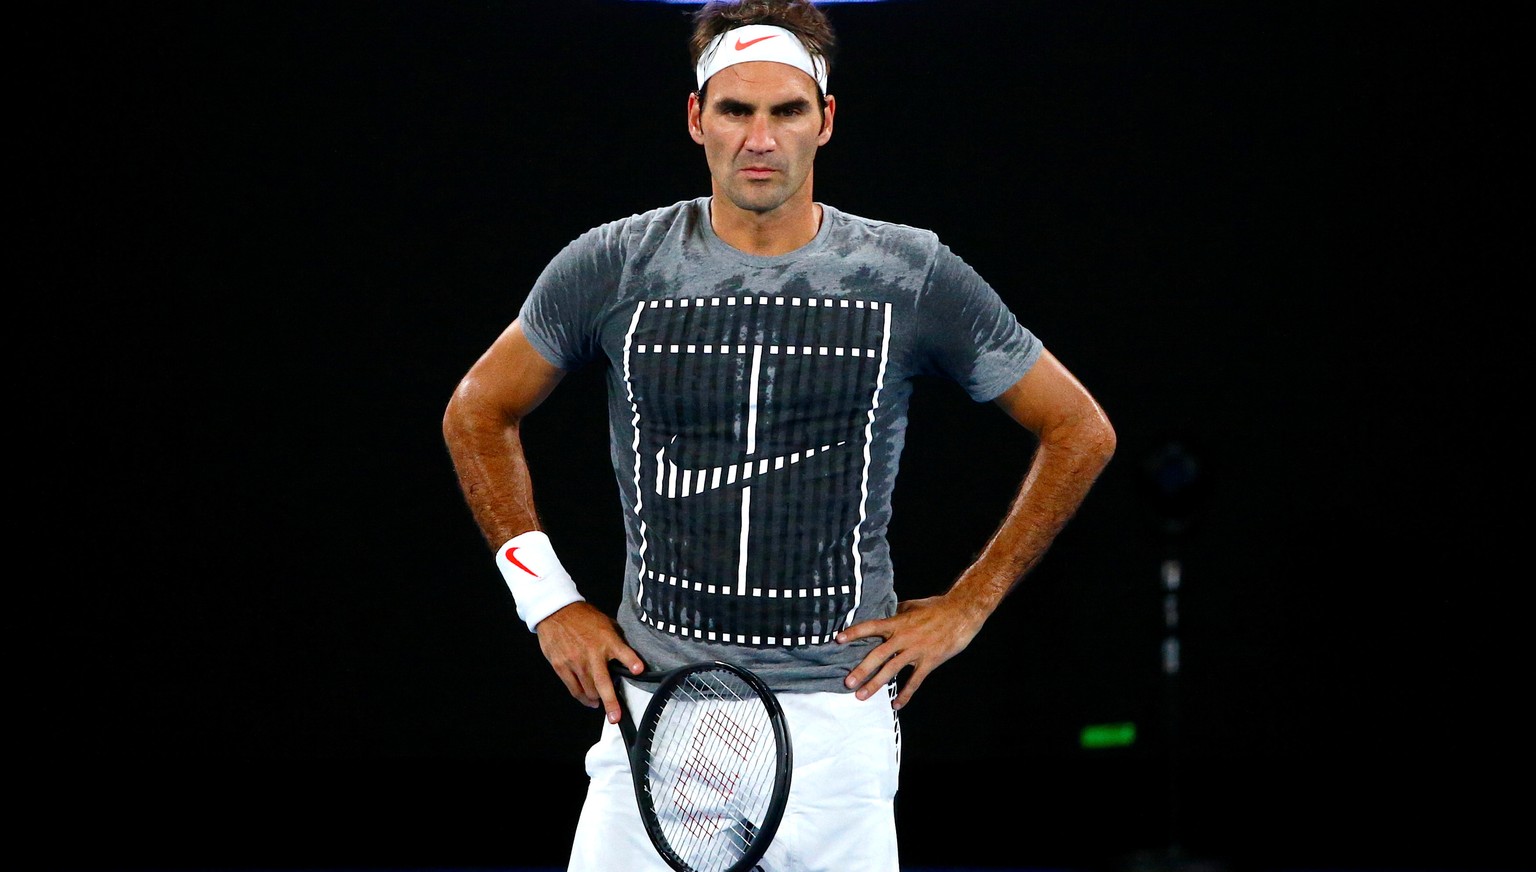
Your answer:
[441,317,644,723]
[442,318,564,547]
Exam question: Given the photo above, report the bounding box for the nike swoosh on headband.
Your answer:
[735,34,778,51]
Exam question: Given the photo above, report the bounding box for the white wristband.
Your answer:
[495,530,585,632]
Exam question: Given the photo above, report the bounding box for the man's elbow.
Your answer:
[1087,414,1117,471]
[442,377,504,445]
[1055,408,1116,475]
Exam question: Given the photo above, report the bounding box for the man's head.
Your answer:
[687,1,838,218]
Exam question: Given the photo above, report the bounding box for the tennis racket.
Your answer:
[612,660,793,872]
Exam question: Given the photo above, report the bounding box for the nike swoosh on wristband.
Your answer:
[735,34,779,51]
[655,438,848,498]
[504,546,538,577]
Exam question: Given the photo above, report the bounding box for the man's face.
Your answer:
[689,61,834,216]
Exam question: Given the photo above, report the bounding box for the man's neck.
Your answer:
[708,193,823,257]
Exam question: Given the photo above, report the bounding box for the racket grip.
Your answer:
[611,666,639,749]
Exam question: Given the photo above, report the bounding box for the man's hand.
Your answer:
[836,350,1116,712]
[535,601,646,725]
[835,593,986,710]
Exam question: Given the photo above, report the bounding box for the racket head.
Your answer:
[631,660,792,872]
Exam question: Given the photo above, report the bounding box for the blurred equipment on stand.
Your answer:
[1122,435,1226,872]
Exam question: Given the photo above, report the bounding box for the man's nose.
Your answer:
[744,114,776,152]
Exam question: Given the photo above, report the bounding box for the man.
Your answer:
[441,1,1116,868]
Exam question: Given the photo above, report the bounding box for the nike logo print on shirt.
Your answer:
[504,546,538,577]
[655,439,848,498]
[735,34,779,51]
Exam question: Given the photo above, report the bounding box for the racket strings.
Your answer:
[643,669,781,871]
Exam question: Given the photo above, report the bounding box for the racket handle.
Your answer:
[611,665,639,749]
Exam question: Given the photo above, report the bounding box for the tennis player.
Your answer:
[442,1,1117,869]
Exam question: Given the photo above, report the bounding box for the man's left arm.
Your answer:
[835,348,1117,709]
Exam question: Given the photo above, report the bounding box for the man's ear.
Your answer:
[688,91,706,144]
[818,94,836,145]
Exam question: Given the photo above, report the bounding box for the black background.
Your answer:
[25,1,1523,870]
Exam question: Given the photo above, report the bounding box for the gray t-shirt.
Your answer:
[519,197,1041,693]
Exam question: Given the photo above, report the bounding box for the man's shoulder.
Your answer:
[589,198,703,239]
[821,204,943,257]
[554,198,703,263]
[825,204,938,238]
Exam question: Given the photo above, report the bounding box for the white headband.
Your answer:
[695,24,829,94]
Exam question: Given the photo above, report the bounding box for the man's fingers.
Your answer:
[835,617,887,644]
[859,656,910,700]
[557,664,600,708]
[615,651,646,677]
[594,667,624,724]
[892,667,928,710]
[844,641,898,695]
[603,653,647,724]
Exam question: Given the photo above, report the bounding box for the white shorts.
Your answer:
[567,679,902,872]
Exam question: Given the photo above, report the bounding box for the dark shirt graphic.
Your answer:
[625,295,890,645]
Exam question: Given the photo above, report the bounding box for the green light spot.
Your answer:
[1080,722,1136,748]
